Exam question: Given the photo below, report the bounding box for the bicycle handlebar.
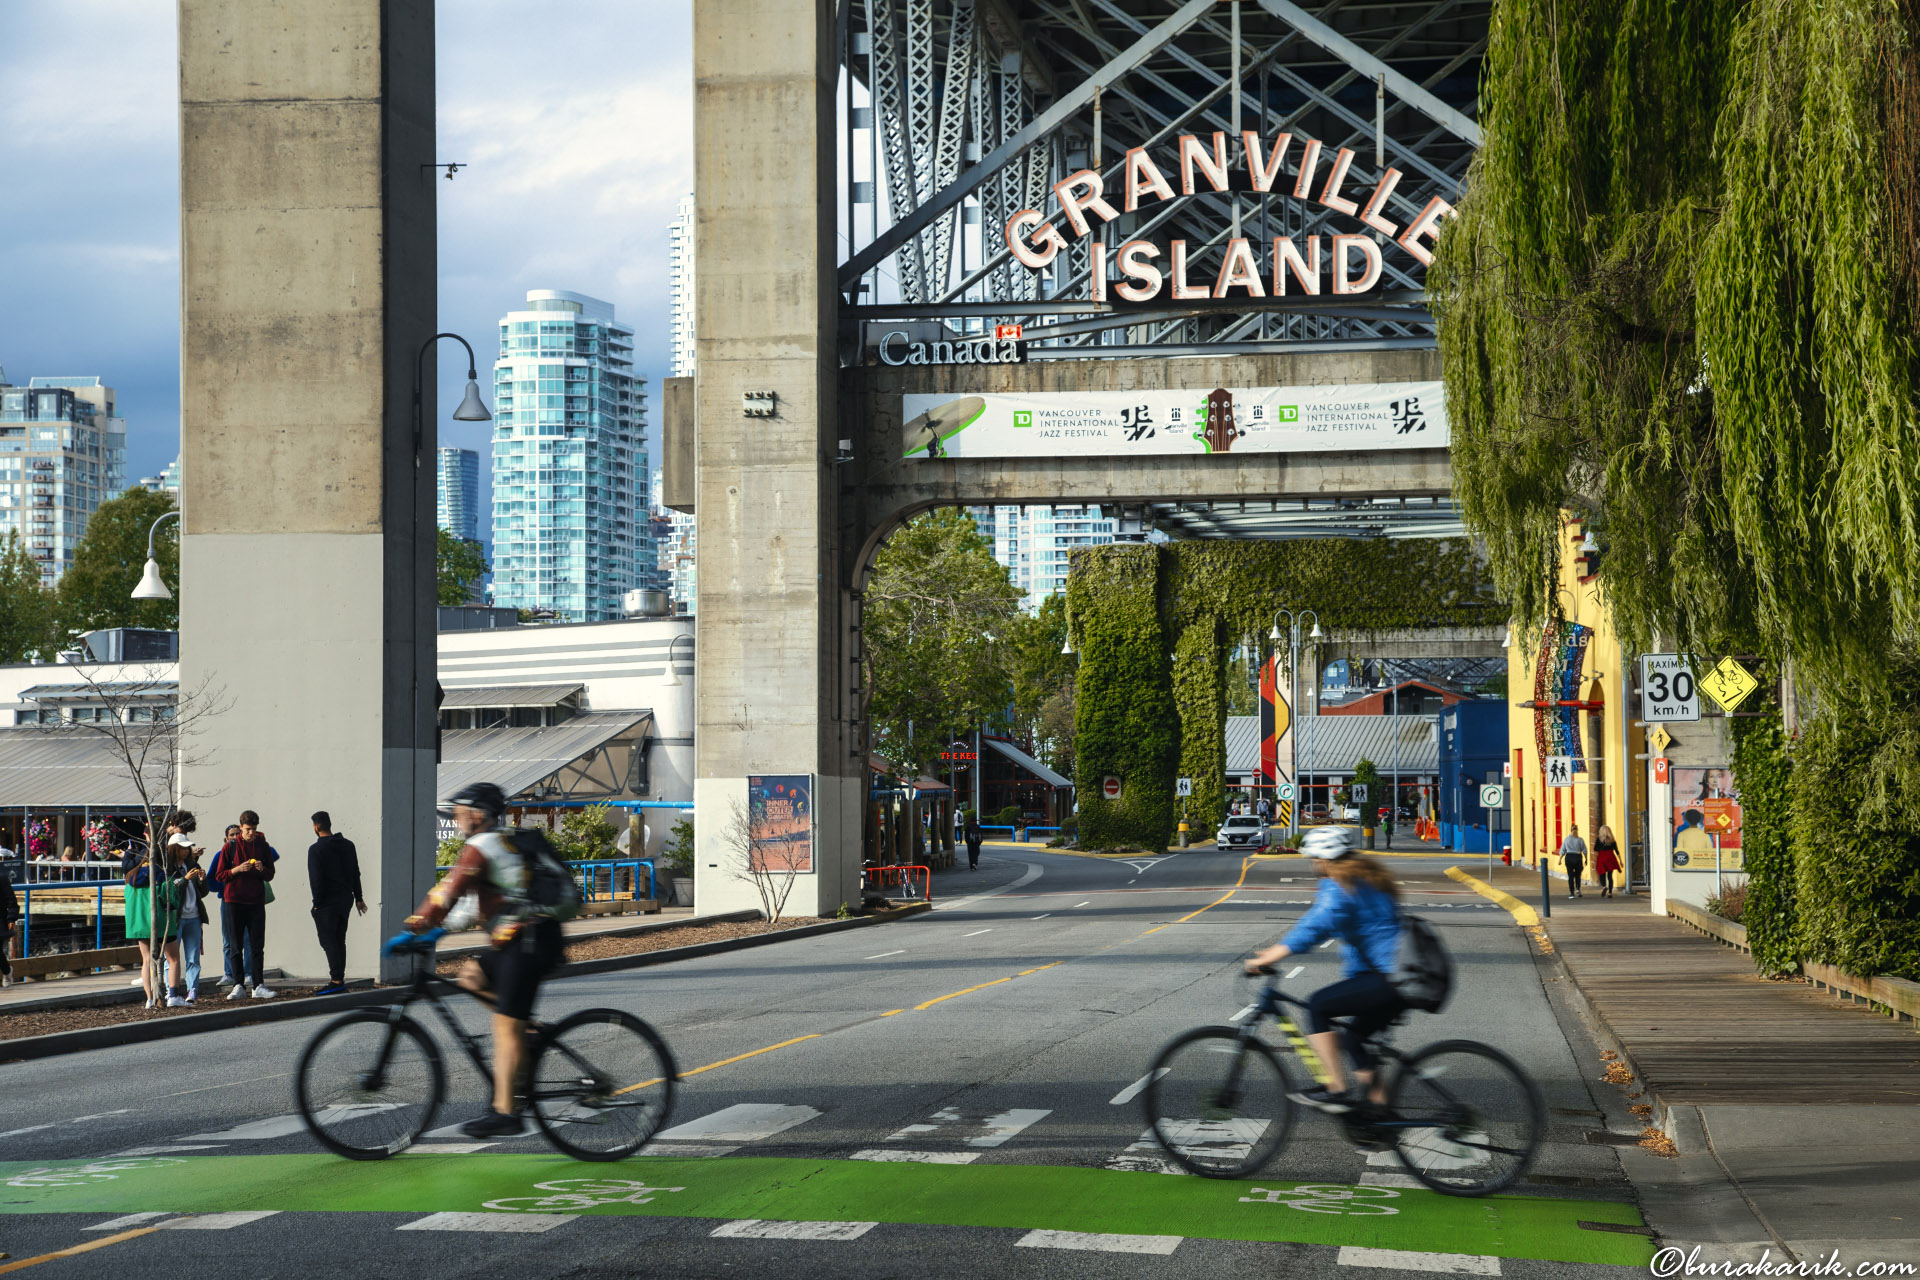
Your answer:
[382,927,448,956]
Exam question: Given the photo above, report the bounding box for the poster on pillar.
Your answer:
[1258,652,1291,794]
[1670,767,1742,872]
[748,776,813,875]
[901,384,1447,460]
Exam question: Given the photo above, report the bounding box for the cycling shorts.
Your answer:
[476,918,565,1020]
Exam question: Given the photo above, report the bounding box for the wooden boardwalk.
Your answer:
[1541,896,1920,1105]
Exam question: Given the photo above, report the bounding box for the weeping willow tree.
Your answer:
[1434,0,1920,699]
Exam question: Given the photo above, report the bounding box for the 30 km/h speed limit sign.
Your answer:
[1641,654,1700,722]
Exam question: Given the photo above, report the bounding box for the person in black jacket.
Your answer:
[0,860,19,988]
[307,811,366,995]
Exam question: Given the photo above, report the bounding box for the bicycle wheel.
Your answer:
[1142,1026,1297,1178]
[295,1009,445,1160]
[1385,1039,1545,1196]
[528,1008,678,1161]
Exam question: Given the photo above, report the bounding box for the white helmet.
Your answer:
[1299,826,1359,861]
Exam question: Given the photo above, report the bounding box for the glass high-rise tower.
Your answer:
[0,372,127,586]
[489,290,650,622]
[437,446,480,543]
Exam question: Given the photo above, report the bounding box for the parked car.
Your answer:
[1213,814,1270,849]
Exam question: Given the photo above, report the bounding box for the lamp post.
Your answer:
[661,632,693,687]
[1269,608,1322,838]
[131,510,182,601]
[1375,663,1401,848]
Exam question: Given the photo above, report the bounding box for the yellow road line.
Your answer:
[613,1033,824,1096]
[0,1227,160,1274]
[1143,856,1255,934]
[1445,865,1540,927]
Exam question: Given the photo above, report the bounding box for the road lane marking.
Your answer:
[850,1149,980,1164]
[1141,857,1254,934]
[933,859,1043,911]
[885,1107,1050,1149]
[158,1211,280,1230]
[1031,913,1050,919]
[1017,1229,1182,1255]
[711,1219,877,1240]
[655,1104,820,1145]
[1320,939,1336,950]
[400,1212,575,1233]
[657,1034,823,1085]
[1230,1004,1259,1022]
[1151,1118,1268,1168]
[0,1111,134,1141]
[408,1143,496,1154]
[1443,866,1539,927]
[1286,965,1306,979]
[1073,901,1091,908]
[961,929,992,937]
[1337,1246,1500,1274]
[1108,1069,1170,1106]
[85,1214,169,1231]
[157,1074,287,1100]
[864,950,905,959]
[1360,1171,1424,1188]
[0,1227,161,1274]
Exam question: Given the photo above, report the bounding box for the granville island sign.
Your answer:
[1003,131,1454,300]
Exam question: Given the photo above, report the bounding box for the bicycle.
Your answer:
[1141,971,1545,1196]
[293,930,677,1162]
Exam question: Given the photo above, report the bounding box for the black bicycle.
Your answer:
[294,932,677,1162]
[1142,973,1544,1195]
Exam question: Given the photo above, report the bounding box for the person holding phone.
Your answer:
[212,810,276,999]
[161,812,211,1006]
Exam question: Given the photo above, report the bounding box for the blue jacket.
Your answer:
[1281,876,1402,979]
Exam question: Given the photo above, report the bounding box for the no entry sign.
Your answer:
[1102,776,1122,801]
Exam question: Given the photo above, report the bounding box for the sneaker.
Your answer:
[1287,1085,1357,1115]
[460,1110,527,1139]
[226,984,250,1001]
[315,983,348,996]
[166,994,189,1008]
[251,985,276,999]
[131,977,146,988]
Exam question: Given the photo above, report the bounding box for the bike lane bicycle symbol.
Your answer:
[7,1158,187,1189]
[484,1179,686,1213]
[1238,1184,1401,1215]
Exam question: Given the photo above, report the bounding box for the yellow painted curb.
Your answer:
[1445,865,1541,928]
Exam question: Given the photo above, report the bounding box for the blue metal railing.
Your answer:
[16,878,121,954]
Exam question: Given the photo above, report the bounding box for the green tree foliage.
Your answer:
[0,531,56,662]
[1731,701,1797,973]
[55,487,178,636]
[551,804,619,862]
[1067,546,1178,850]
[436,528,489,606]
[864,509,1020,778]
[1005,593,1074,768]
[1350,759,1384,829]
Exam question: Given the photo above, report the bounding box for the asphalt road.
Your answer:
[0,848,1655,1278]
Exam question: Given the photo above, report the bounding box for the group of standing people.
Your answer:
[1554,823,1623,899]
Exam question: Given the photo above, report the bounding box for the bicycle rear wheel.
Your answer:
[296,1009,444,1160]
[1385,1039,1544,1196]
[1142,1026,1297,1178]
[528,1008,677,1161]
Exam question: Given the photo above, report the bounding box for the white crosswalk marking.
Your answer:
[710,1220,877,1240]
[189,1107,397,1142]
[1359,1170,1423,1188]
[1150,1118,1269,1167]
[848,1149,979,1164]
[1107,1132,1185,1176]
[1108,1069,1169,1106]
[88,1212,170,1231]
[1017,1229,1182,1255]
[654,1103,820,1146]
[884,1106,1049,1149]
[1337,1246,1501,1274]
[409,1143,497,1154]
[160,1211,282,1230]
[400,1212,576,1233]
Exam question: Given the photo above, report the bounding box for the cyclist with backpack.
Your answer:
[1245,826,1417,1115]
[393,782,577,1139]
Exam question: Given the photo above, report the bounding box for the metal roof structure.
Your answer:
[841,0,1487,353]
[0,728,174,809]
[984,735,1070,787]
[1224,711,1439,777]
[439,712,651,804]
[17,681,178,701]
[438,684,584,710]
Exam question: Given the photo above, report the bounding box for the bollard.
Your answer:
[1539,852,1552,918]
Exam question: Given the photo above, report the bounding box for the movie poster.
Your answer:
[748,775,813,874]
[1671,767,1742,871]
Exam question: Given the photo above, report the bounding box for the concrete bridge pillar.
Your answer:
[690,1,864,915]
[178,0,438,981]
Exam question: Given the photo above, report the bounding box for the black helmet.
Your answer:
[438,782,507,820]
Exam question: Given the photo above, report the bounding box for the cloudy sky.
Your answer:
[0,0,693,503]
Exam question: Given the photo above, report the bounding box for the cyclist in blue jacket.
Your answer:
[1246,825,1406,1114]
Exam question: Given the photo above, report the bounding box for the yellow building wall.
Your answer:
[1505,517,1644,885]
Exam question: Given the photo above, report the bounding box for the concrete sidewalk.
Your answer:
[1459,859,1920,1265]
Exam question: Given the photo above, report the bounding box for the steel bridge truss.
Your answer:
[841,0,1487,357]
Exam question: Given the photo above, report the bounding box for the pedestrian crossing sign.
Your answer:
[1700,656,1760,713]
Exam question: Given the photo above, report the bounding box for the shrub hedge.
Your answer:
[1730,699,1797,973]
[1067,547,1179,850]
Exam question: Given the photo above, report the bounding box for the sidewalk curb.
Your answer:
[0,904,931,1065]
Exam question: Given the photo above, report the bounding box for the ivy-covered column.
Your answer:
[1172,615,1227,835]
[1067,547,1179,851]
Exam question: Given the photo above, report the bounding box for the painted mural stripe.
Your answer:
[0,1153,1656,1267]
[709,1219,877,1240]
[398,1211,577,1233]
[1017,1229,1182,1255]
[1337,1246,1501,1274]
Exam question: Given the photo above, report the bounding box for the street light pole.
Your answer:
[131,510,182,601]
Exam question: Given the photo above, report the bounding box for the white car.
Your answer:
[1214,814,1270,849]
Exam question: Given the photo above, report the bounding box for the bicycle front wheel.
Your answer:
[295,1009,444,1160]
[1142,1026,1297,1178]
[1386,1039,1545,1196]
[528,1008,678,1161]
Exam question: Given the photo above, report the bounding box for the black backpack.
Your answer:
[1393,913,1453,1012]
[503,827,584,922]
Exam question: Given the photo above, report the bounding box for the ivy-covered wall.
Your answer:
[1072,539,1503,839]
[1066,547,1179,850]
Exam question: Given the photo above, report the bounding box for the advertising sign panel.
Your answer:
[748,775,813,875]
[1671,767,1742,871]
